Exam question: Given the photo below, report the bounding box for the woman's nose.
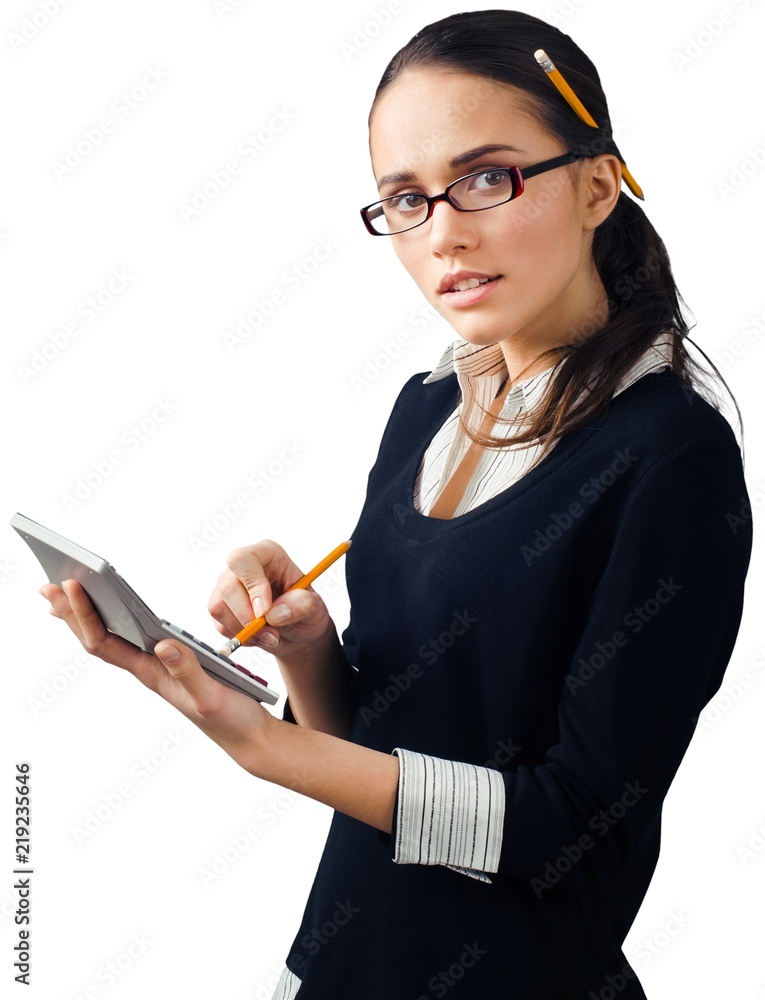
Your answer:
[426,199,479,257]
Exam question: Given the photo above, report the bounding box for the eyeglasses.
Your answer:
[360,152,585,236]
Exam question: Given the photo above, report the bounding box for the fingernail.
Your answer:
[157,644,181,663]
[259,631,279,649]
[267,604,291,625]
[252,597,266,618]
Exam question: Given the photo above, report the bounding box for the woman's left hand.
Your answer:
[39,579,273,774]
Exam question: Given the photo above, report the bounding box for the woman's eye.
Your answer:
[473,170,510,190]
[389,193,426,213]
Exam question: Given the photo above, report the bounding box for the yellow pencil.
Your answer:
[534,49,644,201]
[217,540,352,657]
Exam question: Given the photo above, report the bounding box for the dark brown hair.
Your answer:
[369,10,743,461]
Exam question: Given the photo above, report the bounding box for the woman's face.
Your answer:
[368,68,618,374]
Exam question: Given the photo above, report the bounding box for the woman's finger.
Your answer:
[226,539,303,617]
[153,641,226,717]
[209,569,258,635]
[208,540,309,645]
[58,579,165,689]
[51,580,231,715]
[39,580,273,774]
[39,582,81,631]
[264,587,323,630]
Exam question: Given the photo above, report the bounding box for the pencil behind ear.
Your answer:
[534,48,644,201]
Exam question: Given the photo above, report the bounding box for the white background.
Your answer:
[1,1,764,998]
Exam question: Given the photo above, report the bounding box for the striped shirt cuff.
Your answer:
[391,748,505,883]
[271,965,300,999]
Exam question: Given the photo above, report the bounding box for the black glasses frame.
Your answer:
[360,152,585,236]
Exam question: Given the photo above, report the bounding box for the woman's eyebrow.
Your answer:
[376,144,525,190]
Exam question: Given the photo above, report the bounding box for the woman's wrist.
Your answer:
[248,712,399,835]
[272,620,355,737]
[270,613,340,667]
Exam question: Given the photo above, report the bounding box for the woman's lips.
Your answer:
[440,275,501,307]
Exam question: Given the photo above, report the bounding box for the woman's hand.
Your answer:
[39,579,273,774]
[211,540,354,738]
[38,577,399,833]
[209,539,334,660]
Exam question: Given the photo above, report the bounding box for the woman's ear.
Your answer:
[581,154,622,231]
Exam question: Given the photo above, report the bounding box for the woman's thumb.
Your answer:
[155,641,182,664]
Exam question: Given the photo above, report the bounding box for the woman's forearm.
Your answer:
[273,623,355,738]
[41,578,395,834]
[251,711,400,834]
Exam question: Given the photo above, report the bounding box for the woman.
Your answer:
[41,11,753,998]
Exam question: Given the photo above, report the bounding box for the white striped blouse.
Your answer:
[415,331,675,517]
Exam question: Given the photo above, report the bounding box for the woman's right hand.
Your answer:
[208,540,334,659]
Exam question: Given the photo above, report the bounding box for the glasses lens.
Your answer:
[367,193,428,235]
[363,168,520,234]
[449,169,517,210]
